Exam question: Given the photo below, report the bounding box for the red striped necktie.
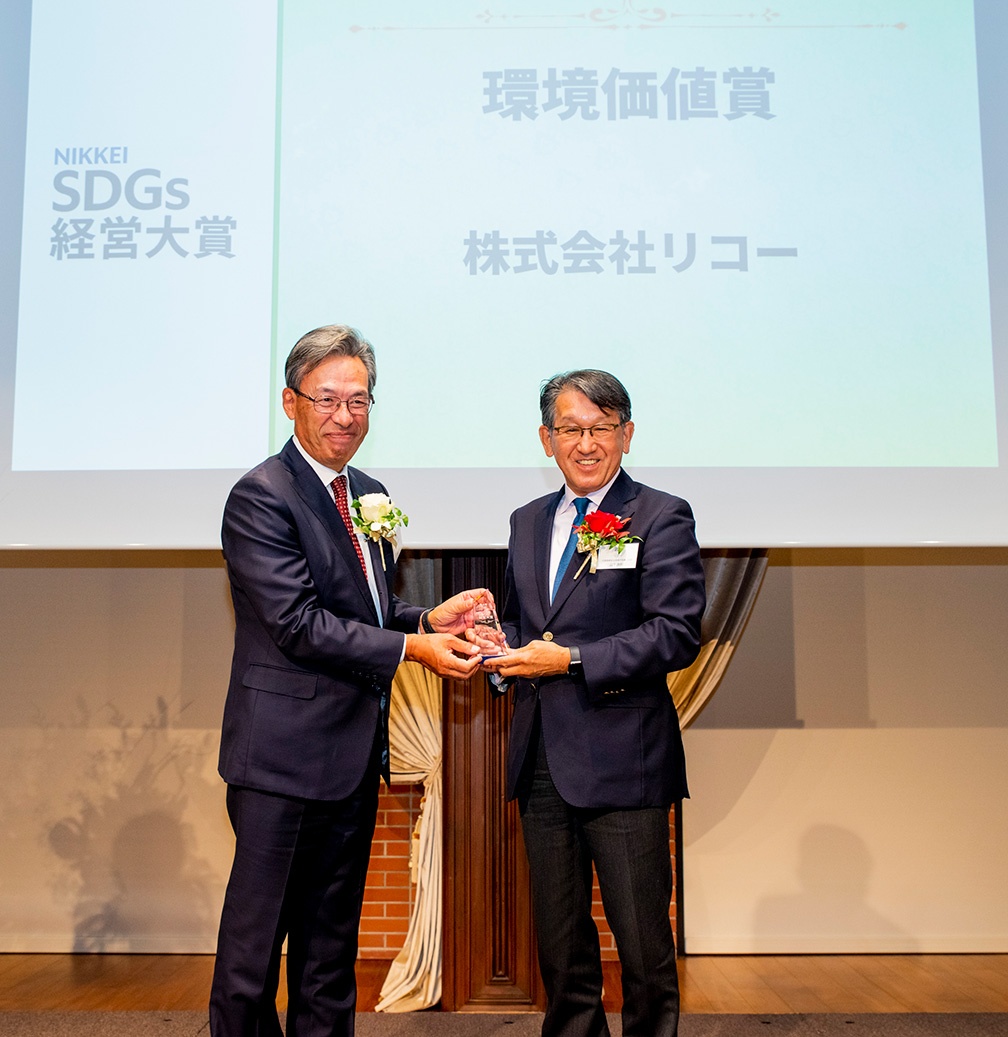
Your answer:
[332,475,368,576]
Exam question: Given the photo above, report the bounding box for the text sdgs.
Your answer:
[53,169,189,212]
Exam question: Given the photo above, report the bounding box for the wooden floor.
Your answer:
[1,954,1007,1014]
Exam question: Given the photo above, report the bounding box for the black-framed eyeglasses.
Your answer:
[551,423,622,441]
[292,388,374,416]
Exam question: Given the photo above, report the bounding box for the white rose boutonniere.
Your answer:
[350,492,408,570]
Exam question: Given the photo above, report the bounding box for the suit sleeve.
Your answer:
[578,494,705,697]
[222,473,408,686]
[386,594,424,638]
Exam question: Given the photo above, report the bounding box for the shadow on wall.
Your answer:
[44,695,220,951]
[752,823,915,949]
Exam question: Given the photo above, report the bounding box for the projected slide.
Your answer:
[275,0,994,471]
[12,0,996,474]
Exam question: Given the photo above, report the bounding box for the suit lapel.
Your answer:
[281,441,378,622]
[546,469,638,619]
[348,469,390,623]
[598,468,638,523]
[534,489,563,621]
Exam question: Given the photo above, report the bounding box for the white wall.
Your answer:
[683,548,1008,953]
[1,548,1006,953]
[0,554,234,952]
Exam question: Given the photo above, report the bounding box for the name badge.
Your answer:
[595,543,639,569]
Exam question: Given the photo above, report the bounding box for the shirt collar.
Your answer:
[560,468,621,513]
[291,433,348,488]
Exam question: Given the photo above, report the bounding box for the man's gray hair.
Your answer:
[539,369,632,428]
[285,325,377,394]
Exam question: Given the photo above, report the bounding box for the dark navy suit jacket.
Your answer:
[218,437,423,801]
[499,468,706,810]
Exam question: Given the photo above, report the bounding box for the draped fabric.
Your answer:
[668,549,769,729]
[374,660,443,1012]
[377,548,768,1011]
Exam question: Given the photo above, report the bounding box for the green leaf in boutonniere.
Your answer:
[573,510,638,578]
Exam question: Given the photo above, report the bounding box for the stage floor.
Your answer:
[1,955,1006,1014]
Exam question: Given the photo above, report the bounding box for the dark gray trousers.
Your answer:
[209,740,380,1037]
[519,735,680,1037]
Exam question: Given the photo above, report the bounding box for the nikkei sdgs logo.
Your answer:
[48,145,237,261]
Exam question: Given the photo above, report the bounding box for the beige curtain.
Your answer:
[378,547,767,1011]
[374,660,443,1012]
[669,549,769,728]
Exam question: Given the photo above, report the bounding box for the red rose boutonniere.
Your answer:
[573,510,638,579]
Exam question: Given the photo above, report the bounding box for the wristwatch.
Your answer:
[567,646,583,675]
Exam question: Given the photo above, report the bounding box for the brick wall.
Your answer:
[360,789,677,963]
[359,783,421,958]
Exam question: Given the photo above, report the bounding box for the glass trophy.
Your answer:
[472,596,507,658]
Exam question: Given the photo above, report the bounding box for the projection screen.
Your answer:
[1,0,1005,548]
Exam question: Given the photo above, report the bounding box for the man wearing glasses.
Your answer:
[210,324,486,1037]
[483,369,706,1037]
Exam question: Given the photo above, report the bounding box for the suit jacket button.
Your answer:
[542,631,553,641]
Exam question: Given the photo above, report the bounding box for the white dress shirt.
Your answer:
[547,469,622,594]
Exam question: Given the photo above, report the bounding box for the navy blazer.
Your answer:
[499,468,706,810]
[218,437,423,801]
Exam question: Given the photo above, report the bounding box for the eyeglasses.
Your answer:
[292,388,374,415]
[551,423,622,441]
